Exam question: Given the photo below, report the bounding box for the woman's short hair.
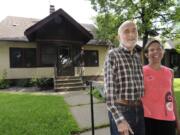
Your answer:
[144,39,164,53]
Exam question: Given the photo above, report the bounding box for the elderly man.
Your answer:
[104,20,145,135]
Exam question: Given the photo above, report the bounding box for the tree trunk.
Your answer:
[143,31,148,48]
[142,31,149,65]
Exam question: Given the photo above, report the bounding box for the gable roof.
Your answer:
[0,16,39,41]
[24,8,93,42]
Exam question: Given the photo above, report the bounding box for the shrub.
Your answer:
[31,78,53,90]
[0,70,9,89]
[15,79,32,87]
[88,88,105,101]
[92,88,105,101]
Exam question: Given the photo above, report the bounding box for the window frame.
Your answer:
[10,48,37,68]
[83,50,99,67]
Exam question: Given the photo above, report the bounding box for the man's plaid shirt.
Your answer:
[104,46,144,125]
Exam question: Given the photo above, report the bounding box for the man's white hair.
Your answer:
[118,20,137,36]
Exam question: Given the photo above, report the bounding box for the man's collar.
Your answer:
[120,45,137,54]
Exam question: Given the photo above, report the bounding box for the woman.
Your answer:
[142,39,180,135]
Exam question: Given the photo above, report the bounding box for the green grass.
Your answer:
[0,92,79,135]
[174,78,180,91]
[174,78,180,114]
[0,78,179,135]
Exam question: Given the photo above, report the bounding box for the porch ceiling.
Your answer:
[24,9,93,44]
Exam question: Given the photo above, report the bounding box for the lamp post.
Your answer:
[86,81,95,135]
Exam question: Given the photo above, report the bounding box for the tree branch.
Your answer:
[129,0,142,16]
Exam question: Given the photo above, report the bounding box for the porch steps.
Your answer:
[54,76,86,91]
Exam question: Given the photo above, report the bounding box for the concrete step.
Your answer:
[56,76,82,80]
[55,79,82,83]
[55,82,83,87]
[54,76,85,92]
[55,86,86,92]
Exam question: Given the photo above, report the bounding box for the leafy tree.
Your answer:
[89,0,179,47]
[95,13,123,45]
[174,37,180,53]
[176,44,180,53]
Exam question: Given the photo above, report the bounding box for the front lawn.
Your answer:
[0,92,79,135]
[174,78,180,114]
[174,78,180,91]
[0,78,179,135]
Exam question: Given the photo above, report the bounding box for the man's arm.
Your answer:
[104,52,124,123]
[104,52,133,135]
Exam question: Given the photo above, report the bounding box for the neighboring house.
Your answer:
[0,8,110,82]
[163,40,180,77]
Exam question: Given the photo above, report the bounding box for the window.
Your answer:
[171,53,180,67]
[10,48,23,67]
[72,47,81,66]
[84,50,99,67]
[10,48,36,68]
[41,47,57,66]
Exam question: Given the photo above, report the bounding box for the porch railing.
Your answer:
[54,63,57,78]
[53,63,57,89]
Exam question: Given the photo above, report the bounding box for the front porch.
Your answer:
[24,8,94,91]
[24,8,93,76]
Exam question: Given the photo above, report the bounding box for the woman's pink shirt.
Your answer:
[142,65,175,121]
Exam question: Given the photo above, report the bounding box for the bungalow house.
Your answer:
[0,8,111,90]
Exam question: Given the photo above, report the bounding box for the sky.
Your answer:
[0,0,97,24]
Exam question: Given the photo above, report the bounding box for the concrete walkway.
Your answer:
[62,90,110,135]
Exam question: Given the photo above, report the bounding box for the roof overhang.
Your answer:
[24,8,93,43]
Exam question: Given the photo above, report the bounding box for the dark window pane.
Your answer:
[72,48,81,66]
[41,47,57,66]
[84,50,99,67]
[42,47,56,54]
[10,48,23,67]
[172,54,179,66]
[41,54,56,65]
[24,49,36,67]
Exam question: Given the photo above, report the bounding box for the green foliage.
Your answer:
[173,37,180,53]
[89,88,105,101]
[31,78,53,90]
[95,13,123,45]
[15,79,33,87]
[0,93,79,135]
[0,70,9,89]
[175,44,180,53]
[89,0,179,47]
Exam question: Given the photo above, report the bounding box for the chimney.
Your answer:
[50,5,55,14]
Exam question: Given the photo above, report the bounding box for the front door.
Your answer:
[57,47,74,76]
